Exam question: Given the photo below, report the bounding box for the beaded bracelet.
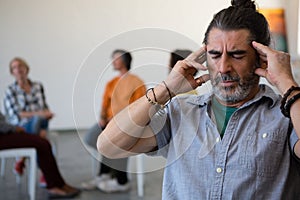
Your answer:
[145,82,173,109]
[280,86,300,117]
[283,92,300,118]
[145,88,157,105]
[145,88,165,109]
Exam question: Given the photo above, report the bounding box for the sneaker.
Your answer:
[81,174,111,190]
[39,174,47,188]
[97,178,130,193]
[13,160,25,176]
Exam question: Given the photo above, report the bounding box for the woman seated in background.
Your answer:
[0,112,80,199]
[3,57,54,183]
[4,57,54,138]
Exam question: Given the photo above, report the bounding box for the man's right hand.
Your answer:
[165,46,210,95]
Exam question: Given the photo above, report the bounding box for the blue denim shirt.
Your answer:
[149,85,300,200]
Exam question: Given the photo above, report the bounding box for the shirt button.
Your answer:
[216,137,220,143]
[216,167,222,173]
[262,133,268,138]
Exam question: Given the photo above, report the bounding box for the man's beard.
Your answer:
[211,71,259,103]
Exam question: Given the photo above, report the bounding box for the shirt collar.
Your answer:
[240,84,279,108]
[13,79,32,92]
[186,92,212,107]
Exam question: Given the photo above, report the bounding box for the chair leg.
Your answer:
[16,174,21,184]
[28,151,37,200]
[0,149,37,200]
[92,157,98,177]
[1,157,21,184]
[136,154,144,197]
[0,157,6,177]
[89,148,101,177]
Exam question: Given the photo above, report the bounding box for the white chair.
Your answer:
[0,148,37,200]
[0,131,58,184]
[135,154,144,197]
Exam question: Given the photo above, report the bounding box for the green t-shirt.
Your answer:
[211,97,238,138]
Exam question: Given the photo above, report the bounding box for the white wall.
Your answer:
[282,0,299,60]
[298,1,300,56]
[0,0,298,130]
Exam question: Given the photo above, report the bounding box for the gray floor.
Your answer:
[0,131,164,200]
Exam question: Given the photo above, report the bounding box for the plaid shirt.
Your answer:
[3,80,49,125]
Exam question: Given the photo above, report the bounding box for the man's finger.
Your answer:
[252,41,271,57]
[184,59,207,71]
[195,74,210,86]
[255,68,268,78]
[186,46,206,64]
[259,55,267,62]
[194,53,207,65]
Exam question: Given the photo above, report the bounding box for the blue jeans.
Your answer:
[22,115,49,135]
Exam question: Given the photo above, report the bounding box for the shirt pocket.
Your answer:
[238,129,286,178]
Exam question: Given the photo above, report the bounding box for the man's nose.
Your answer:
[218,55,232,74]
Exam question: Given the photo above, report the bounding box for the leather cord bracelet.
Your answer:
[161,81,172,106]
[162,81,172,100]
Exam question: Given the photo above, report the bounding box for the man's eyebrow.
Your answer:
[207,50,221,54]
[227,50,247,55]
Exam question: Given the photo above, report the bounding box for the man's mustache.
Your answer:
[214,74,240,85]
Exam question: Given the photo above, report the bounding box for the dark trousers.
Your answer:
[0,133,65,189]
[99,156,128,184]
[84,123,129,185]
